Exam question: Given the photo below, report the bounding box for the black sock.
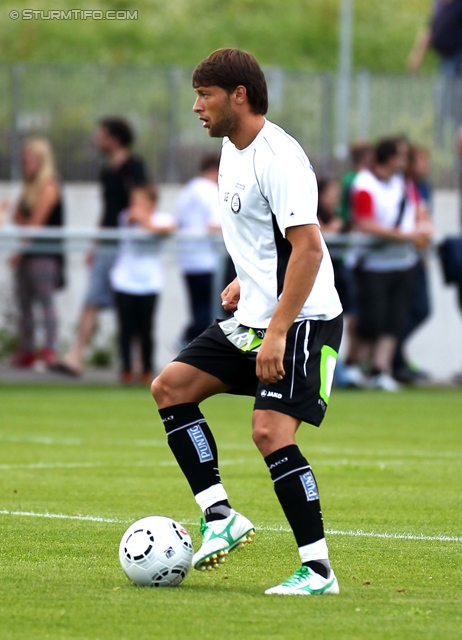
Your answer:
[265,444,325,549]
[204,500,231,522]
[158,403,231,515]
[303,560,330,579]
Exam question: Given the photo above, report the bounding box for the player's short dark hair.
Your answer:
[99,117,135,148]
[375,138,399,166]
[192,48,268,115]
[199,153,220,173]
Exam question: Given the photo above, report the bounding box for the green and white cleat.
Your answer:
[193,510,255,571]
[265,566,340,595]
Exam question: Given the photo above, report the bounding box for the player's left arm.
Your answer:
[256,223,323,385]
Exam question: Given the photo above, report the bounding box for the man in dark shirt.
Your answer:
[100,152,147,229]
[408,0,462,73]
[408,0,462,135]
[56,117,148,376]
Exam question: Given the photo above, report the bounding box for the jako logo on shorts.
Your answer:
[300,470,319,501]
[188,425,213,463]
[260,390,282,399]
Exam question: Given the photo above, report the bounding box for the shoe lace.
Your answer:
[282,566,311,587]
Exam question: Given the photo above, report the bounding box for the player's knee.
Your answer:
[251,420,273,453]
[151,374,175,408]
[151,364,191,408]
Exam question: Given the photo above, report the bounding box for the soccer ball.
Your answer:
[119,516,194,587]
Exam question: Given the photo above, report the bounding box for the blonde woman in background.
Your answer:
[10,138,64,368]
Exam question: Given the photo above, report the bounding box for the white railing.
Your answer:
[0,226,380,252]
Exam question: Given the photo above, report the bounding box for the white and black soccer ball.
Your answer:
[119,516,193,587]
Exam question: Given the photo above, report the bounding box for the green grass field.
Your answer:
[0,385,461,639]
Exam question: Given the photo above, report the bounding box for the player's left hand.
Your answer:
[256,331,286,384]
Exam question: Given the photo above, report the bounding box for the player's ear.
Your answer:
[233,85,247,105]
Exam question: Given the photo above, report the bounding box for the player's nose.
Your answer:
[193,97,202,113]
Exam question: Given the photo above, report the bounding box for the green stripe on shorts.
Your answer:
[319,345,338,404]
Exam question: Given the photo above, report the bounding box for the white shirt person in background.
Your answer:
[176,154,222,345]
[151,49,343,596]
[110,185,175,385]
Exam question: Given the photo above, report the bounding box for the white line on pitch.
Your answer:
[1,433,460,462]
[0,459,245,471]
[0,458,456,471]
[0,435,82,445]
[0,509,460,543]
[0,510,124,523]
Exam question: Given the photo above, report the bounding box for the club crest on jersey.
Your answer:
[231,193,241,213]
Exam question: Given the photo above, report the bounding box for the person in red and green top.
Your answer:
[338,141,373,231]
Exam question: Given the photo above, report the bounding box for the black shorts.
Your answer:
[174,314,343,427]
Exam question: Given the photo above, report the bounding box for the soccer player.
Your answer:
[151,48,343,596]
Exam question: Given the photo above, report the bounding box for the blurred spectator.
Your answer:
[394,134,411,173]
[393,144,434,383]
[317,178,343,234]
[456,124,462,157]
[54,117,148,376]
[337,142,374,388]
[177,153,221,345]
[10,138,64,368]
[338,141,373,231]
[410,145,433,207]
[408,0,462,74]
[407,0,462,138]
[0,200,8,225]
[451,127,462,383]
[110,185,175,385]
[318,177,367,388]
[351,138,432,391]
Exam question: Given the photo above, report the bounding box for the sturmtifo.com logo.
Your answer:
[9,9,138,20]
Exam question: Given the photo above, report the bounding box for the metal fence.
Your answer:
[0,62,460,186]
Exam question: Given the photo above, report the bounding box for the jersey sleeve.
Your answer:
[263,154,318,237]
[352,189,375,220]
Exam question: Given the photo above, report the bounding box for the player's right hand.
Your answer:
[221,278,240,312]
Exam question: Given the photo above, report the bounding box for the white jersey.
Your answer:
[177,176,221,274]
[352,169,419,272]
[110,210,174,295]
[219,119,342,328]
